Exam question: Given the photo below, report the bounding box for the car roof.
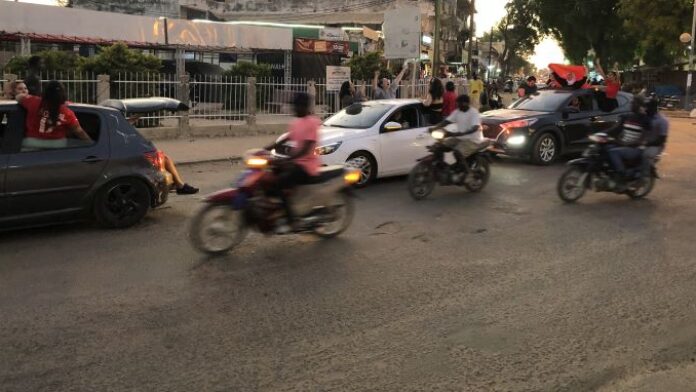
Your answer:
[360,99,422,106]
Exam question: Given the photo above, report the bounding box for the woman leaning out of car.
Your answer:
[15,80,92,149]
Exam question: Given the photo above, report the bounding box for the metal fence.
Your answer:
[2,71,436,128]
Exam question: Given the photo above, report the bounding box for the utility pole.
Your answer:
[433,0,441,77]
[467,0,475,76]
[685,0,696,110]
[487,26,493,82]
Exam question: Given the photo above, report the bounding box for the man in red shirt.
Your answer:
[16,81,91,149]
[441,81,457,117]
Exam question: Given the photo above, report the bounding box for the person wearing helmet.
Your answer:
[265,92,321,232]
[518,76,538,97]
[642,97,668,177]
[607,96,651,187]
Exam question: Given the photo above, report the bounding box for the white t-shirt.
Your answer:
[446,108,483,143]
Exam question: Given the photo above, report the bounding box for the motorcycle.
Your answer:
[407,128,493,200]
[189,149,360,255]
[557,133,659,203]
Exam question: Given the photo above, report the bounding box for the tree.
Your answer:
[619,0,693,67]
[79,43,161,76]
[223,62,271,78]
[533,0,636,66]
[481,0,539,77]
[347,52,394,81]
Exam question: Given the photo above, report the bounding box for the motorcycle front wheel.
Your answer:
[408,161,436,200]
[189,204,248,255]
[463,156,491,192]
[557,167,587,203]
[313,192,355,238]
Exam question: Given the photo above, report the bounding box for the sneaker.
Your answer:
[176,183,199,195]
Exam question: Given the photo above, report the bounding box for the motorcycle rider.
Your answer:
[430,94,486,169]
[642,97,668,177]
[265,92,321,232]
[607,96,650,188]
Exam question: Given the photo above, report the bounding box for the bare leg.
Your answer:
[163,154,185,188]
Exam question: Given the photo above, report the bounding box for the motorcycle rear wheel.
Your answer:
[408,161,436,200]
[313,192,355,238]
[463,156,491,192]
[189,204,248,255]
[626,175,655,199]
[557,167,587,203]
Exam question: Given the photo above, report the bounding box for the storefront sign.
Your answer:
[320,28,345,41]
[294,38,349,56]
[326,66,351,92]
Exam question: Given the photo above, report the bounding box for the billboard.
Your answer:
[383,6,421,59]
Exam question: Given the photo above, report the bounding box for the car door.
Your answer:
[0,105,19,219]
[4,108,109,219]
[591,93,629,133]
[559,92,596,146]
[378,105,430,175]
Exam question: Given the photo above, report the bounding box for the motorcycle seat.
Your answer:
[310,165,345,184]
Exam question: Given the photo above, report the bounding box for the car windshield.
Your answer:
[323,102,393,129]
[509,91,572,112]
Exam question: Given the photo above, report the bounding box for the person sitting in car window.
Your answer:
[2,80,29,100]
[15,80,92,149]
[568,97,581,111]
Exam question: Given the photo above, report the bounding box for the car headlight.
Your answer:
[315,141,342,155]
[506,135,526,146]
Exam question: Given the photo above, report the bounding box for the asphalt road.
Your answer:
[2,118,696,391]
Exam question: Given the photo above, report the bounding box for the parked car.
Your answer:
[274,99,437,187]
[0,97,186,230]
[481,89,633,164]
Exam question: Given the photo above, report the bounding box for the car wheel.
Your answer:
[532,133,558,165]
[94,178,151,229]
[346,151,377,188]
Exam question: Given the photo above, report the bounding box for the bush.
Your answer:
[347,52,393,81]
[79,43,161,76]
[223,62,271,78]
[4,50,80,75]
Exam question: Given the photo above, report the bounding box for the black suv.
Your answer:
[482,89,633,164]
[0,98,185,230]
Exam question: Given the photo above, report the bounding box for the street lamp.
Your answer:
[682,0,696,110]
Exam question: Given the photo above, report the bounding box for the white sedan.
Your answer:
[276,99,439,186]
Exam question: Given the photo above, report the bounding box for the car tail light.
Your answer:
[144,150,165,171]
[500,119,537,129]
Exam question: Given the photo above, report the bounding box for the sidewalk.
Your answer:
[154,134,281,165]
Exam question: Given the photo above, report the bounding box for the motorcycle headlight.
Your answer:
[431,130,446,140]
[315,142,342,155]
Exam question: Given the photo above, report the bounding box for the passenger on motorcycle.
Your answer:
[607,96,650,183]
[264,93,321,232]
[642,97,668,176]
[430,94,487,167]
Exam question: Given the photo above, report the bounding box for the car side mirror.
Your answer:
[384,121,402,132]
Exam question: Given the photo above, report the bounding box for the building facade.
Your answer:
[70,0,180,18]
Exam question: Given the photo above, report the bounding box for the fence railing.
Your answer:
[2,71,439,129]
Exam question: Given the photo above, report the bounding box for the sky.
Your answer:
[474,0,566,70]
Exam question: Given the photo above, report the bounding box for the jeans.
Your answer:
[608,146,642,177]
[642,146,663,177]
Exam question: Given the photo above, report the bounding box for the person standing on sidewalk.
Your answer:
[469,74,483,109]
[25,56,43,96]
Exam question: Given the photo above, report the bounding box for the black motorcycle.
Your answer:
[557,133,659,203]
[408,128,493,200]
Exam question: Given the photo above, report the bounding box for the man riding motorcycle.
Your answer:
[429,94,488,168]
[643,97,668,177]
[607,95,651,188]
[264,93,321,232]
